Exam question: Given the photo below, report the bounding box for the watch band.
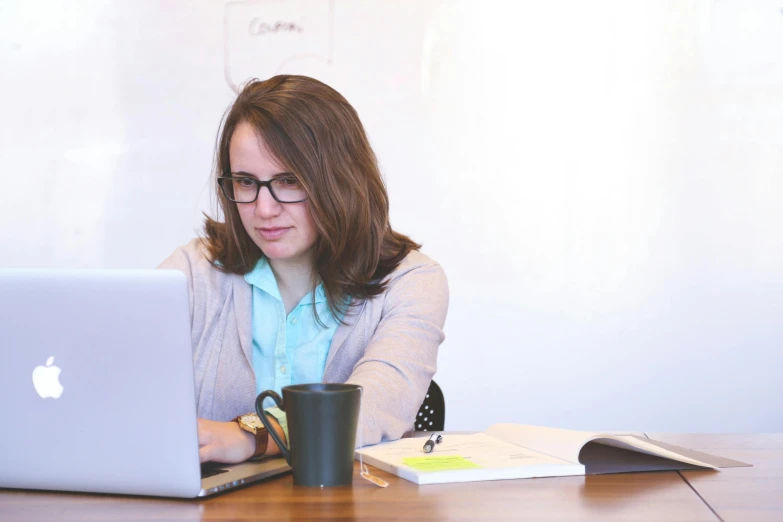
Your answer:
[250,425,269,459]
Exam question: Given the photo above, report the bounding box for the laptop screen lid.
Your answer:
[0,269,207,497]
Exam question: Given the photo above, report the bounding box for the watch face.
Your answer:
[241,414,264,429]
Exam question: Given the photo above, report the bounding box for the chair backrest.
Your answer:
[414,380,445,432]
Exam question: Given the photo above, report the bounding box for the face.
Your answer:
[229,121,318,268]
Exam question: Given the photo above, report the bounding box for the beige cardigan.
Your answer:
[158,239,448,446]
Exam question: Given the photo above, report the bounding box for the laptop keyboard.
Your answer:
[200,464,229,479]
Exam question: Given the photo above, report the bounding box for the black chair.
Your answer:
[414,380,445,432]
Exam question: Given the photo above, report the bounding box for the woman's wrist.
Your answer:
[234,415,286,460]
[235,423,257,460]
[263,415,287,456]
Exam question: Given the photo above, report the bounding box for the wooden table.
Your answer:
[650,433,783,522]
[1,434,780,521]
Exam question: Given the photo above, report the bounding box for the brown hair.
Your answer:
[203,75,420,318]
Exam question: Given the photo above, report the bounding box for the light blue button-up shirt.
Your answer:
[245,257,341,438]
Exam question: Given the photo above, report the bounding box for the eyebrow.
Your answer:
[231,171,295,179]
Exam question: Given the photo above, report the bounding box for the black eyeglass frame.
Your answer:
[217,176,308,204]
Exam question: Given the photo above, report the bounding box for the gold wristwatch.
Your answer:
[234,413,269,459]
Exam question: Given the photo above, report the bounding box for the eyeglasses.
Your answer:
[217,176,307,204]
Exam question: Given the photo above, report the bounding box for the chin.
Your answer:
[259,243,298,261]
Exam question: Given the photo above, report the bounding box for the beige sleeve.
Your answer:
[346,262,449,447]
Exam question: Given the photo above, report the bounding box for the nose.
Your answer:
[253,184,282,218]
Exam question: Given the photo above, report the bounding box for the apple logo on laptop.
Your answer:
[32,356,64,399]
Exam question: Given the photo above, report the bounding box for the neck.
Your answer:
[268,255,316,314]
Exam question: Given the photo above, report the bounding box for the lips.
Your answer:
[256,227,290,240]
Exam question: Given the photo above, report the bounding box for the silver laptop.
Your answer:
[0,268,290,498]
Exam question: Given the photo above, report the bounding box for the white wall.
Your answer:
[1,0,781,432]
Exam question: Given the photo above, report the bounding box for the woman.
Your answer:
[159,75,448,464]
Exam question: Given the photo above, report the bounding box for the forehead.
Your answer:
[229,121,285,176]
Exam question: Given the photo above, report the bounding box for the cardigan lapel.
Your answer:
[232,274,254,367]
[324,298,366,372]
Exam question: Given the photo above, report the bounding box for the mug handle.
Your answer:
[255,390,290,464]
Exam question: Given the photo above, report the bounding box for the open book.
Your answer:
[355,424,751,485]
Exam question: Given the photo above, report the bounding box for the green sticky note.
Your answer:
[402,456,481,472]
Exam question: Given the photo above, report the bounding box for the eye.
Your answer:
[236,178,256,187]
[277,177,301,187]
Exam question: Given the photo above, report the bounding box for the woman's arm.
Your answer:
[157,240,286,464]
[346,260,449,446]
[196,416,287,463]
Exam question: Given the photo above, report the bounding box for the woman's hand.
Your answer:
[197,418,255,464]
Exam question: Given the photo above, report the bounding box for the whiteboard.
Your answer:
[0,0,439,269]
[2,0,782,432]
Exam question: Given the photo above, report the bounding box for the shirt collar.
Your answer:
[244,257,281,300]
[244,257,328,306]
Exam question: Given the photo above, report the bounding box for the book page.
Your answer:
[485,424,608,463]
[357,433,578,471]
[486,424,748,470]
[591,436,733,469]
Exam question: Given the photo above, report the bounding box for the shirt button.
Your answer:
[280,366,287,374]
[291,317,297,324]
